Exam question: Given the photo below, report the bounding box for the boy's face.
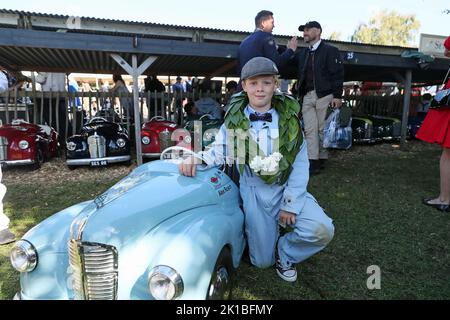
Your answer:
[242,75,276,112]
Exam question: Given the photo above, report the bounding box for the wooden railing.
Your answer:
[0,90,421,143]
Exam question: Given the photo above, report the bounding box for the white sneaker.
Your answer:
[275,249,297,282]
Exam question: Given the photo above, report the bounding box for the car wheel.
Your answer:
[32,148,44,170]
[206,247,233,300]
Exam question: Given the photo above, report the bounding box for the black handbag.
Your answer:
[430,68,450,109]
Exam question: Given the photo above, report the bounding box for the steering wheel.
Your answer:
[150,116,166,122]
[88,117,108,124]
[199,114,214,120]
[160,146,209,171]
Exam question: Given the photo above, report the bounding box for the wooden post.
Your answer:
[31,72,37,123]
[400,69,412,148]
[111,53,157,166]
[131,55,142,165]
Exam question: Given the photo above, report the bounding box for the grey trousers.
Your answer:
[301,91,333,160]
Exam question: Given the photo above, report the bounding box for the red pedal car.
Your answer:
[141,116,180,158]
[0,119,59,169]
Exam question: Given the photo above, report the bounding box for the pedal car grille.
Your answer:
[0,136,8,161]
[159,129,174,152]
[87,134,106,158]
[365,123,373,139]
[68,240,118,300]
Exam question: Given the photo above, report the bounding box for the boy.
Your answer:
[179,57,334,282]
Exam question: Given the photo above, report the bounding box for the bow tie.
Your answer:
[249,112,272,122]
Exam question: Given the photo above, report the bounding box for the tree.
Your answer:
[328,31,342,41]
[351,10,420,46]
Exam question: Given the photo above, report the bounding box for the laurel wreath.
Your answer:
[224,91,303,185]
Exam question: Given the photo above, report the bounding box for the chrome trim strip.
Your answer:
[142,153,161,158]
[0,159,35,165]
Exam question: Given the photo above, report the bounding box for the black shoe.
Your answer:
[422,197,450,212]
[0,228,16,245]
[319,159,327,170]
[309,160,320,175]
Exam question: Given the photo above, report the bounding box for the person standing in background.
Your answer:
[416,36,450,212]
[291,21,344,175]
[35,72,72,144]
[238,10,298,83]
[0,166,15,245]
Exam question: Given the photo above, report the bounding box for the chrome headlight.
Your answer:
[141,136,151,145]
[116,138,126,148]
[183,135,192,144]
[66,141,76,151]
[10,240,37,272]
[148,265,183,300]
[18,140,29,150]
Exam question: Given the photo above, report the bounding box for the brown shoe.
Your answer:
[0,228,16,245]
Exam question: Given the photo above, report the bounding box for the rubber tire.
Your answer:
[206,247,233,300]
[31,148,44,170]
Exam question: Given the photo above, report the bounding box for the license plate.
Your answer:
[90,160,108,167]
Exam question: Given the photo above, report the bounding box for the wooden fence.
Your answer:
[0,89,419,144]
[0,89,224,143]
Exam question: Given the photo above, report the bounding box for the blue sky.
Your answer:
[2,0,449,45]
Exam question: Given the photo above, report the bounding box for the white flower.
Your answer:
[249,155,263,173]
[271,152,283,162]
[250,152,283,175]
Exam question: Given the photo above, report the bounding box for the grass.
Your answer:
[1,141,449,300]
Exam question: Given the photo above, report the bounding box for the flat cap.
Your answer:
[241,57,279,80]
[298,21,322,32]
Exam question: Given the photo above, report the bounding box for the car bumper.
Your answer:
[66,155,131,166]
[142,153,161,158]
[0,159,35,166]
[354,138,376,143]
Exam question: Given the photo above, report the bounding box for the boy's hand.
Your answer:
[279,210,296,226]
[178,156,200,177]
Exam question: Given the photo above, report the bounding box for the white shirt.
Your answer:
[309,39,322,52]
[35,72,66,92]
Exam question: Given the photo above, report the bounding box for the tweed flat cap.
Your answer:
[241,57,279,80]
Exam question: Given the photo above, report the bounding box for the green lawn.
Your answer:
[1,141,449,300]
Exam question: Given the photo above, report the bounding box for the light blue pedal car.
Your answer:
[10,149,245,300]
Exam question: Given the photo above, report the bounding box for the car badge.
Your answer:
[210,177,219,184]
[94,193,107,209]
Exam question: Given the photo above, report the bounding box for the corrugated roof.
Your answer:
[0,8,249,34]
[0,9,447,83]
[0,8,416,51]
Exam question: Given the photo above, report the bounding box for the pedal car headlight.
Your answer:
[10,240,38,272]
[141,136,151,145]
[148,266,183,300]
[116,138,126,148]
[18,140,29,150]
[183,135,192,144]
[66,141,76,151]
